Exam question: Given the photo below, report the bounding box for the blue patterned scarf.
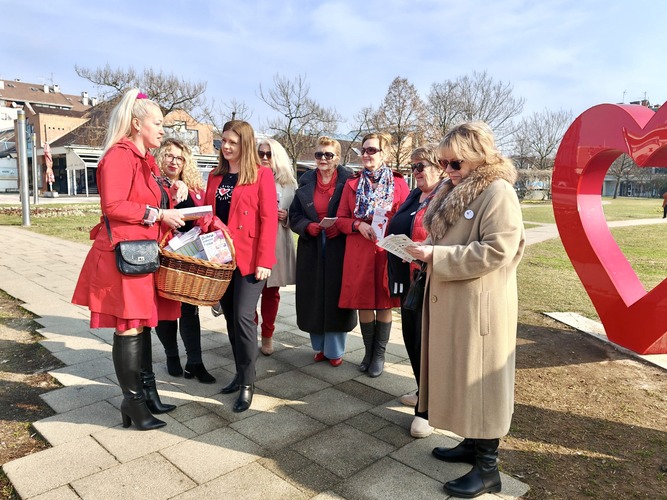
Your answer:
[354,165,395,220]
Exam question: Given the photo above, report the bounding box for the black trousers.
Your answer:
[400,297,427,419]
[220,268,266,386]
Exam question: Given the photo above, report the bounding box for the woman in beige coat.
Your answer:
[407,121,525,498]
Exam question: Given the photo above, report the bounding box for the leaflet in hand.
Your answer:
[319,217,337,228]
[376,234,416,262]
[371,208,388,240]
[178,205,213,221]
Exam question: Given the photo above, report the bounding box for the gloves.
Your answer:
[306,223,322,237]
[324,225,340,239]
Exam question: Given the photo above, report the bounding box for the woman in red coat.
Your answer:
[205,120,277,413]
[72,89,187,430]
[335,132,409,378]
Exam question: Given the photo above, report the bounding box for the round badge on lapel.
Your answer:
[464,209,474,220]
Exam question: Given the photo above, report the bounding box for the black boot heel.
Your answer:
[184,363,216,384]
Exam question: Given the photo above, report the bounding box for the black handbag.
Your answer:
[115,240,160,275]
[403,263,427,311]
[105,216,160,276]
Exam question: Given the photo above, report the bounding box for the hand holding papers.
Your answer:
[178,205,213,221]
[319,217,337,228]
[376,234,416,262]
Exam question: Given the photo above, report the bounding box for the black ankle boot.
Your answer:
[443,438,501,498]
[166,356,183,377]
[368,321,391,377]
[220,374,240,394]
[184,362,216,384]
[233,384,253,413]
[359,321,375,372]
[112,333,166,431]
[140,328,176,414]
[432,438,476,465]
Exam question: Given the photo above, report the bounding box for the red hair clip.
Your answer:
[137,92,148,99]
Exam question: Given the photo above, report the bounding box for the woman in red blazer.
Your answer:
[72,89,187,430]
[335,132,409,378]
[204,120,277,413]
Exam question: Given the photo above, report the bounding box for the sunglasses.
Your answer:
[438,159,464,170]
[164,153,185,166]
[410,162,432,173]
[258,150,272,159]
[361,146,382,156]
[315,151,335,160]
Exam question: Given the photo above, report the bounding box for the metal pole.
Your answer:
[32,132,39,205]
[16,110,30,226]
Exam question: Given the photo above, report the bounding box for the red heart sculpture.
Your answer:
[552,103,667,354]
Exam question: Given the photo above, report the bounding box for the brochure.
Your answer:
[319,217,337,228]
[376,234,416,262]
[371,208,388,240]
[178,205,213,221]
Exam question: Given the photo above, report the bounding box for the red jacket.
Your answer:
[335,171,410,309]
[204,166,278,276]
[72,138,170,322]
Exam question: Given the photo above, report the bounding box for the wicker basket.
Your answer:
[156,229,236,307]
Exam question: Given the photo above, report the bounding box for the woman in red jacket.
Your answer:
[335,132,409,378]
[72,89,186,430]
[205,120,277,413]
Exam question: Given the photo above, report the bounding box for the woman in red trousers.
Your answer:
[205,120,277,413]
[72,89,187,430]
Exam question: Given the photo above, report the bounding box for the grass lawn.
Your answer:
[521,196,663,224]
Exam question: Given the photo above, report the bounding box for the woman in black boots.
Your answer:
[153,138,215,384]
[407,122,525,497]
[72,89,187,430]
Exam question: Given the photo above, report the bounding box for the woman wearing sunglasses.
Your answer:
[204,120,278,413]
[385,145,446,438]
[335,132,409,377]
[289,136,357,366]
[406,122,525,498]
[256,138,297,355]
[153,138,216,385]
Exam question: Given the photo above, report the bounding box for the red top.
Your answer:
[204,166,278,276]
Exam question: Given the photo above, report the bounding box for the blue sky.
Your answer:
[4,0,666,135]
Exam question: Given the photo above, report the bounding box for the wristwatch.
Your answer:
[143,205,160,225]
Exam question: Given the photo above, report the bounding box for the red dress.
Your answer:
[335,172,410,309]
[71,139,171,330]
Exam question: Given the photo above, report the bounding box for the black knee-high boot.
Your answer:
[359,321,375,372]
[368,321,391,377]
[180,304,215,384]
[112,333,166,430]
[432,438,476,465]
[443,438,501,498]
[140,328,176,414]
[155,319,182,376]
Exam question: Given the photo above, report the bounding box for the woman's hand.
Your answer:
[161,209,185,230]
[406,244,433,263]
[170,180,189,204]
[358,221,376,242]
[255,266,271,281]
[277,208,288,222]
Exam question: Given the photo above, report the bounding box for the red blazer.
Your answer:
[72,138,171,322]
[204,166,278,276]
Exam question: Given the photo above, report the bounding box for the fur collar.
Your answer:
[423,162,517,240]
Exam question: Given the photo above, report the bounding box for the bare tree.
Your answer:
[259,74,340,170]
[427,71,524,145]
[373,77,427,172]
[608,154,636,198]
[340,106,375,165]
[200,97,253,136]
[512,109,573,170]
[75,64,207,116]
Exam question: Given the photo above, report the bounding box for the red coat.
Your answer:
[335,172,410,309]
[72,138,170,323]
[204,166,278,276]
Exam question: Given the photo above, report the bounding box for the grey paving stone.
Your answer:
[231,404,325,451]
[345,411,393,434]
[294,423,395,479]
[335,379,396,407]
[335,456,442,499]
[160,427,264,484]
[48,356,115,385]
[254,354,295,380]
[182,411,227,435]
[167,401,214,423]
[368,398,415,428]
[207,389,284,422]
[352,361,417,397]
[271,343,319,367]
[300,358,362,385]
[255,370,330,400]
[71,452,196,500]
[40,376,121,413]
[2,436,117,498]
[93,413,196,463]
[30,485,81,500]
[175,462,308,500]
[289,387,373,426]
[33,400,120,445]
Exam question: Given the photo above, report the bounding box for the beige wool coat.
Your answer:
[267,182,296,288]
[417,162,525,439]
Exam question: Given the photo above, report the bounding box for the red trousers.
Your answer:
[257,285,280,338]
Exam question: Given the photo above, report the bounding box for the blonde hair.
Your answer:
[361,131,392,156]
[155,138,204,191]
[258,138,297,188]
[411,145,447,179]
[213,120,259,185]
[439,121,512,170]
[317,135,341,158]
[102,88,161,156]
